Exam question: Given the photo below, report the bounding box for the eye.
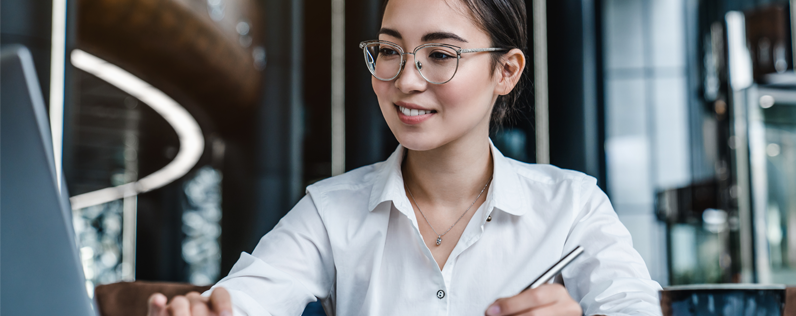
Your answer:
[428,51,455,60]
[379,47,399,55]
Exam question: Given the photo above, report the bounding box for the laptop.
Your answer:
[0,45,97,316]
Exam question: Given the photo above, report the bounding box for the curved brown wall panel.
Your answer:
[76,0,263,114]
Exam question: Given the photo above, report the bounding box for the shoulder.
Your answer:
[502,158,603,212]
[506,158,596,188]
[306,163,381,193]
[304,161,383,212]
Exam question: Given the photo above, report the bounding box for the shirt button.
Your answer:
[486,215,492,222]
[437,289,445,299]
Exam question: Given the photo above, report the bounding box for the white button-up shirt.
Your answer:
[207,143,663,316]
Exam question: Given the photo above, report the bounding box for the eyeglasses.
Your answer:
[359,40,508,84]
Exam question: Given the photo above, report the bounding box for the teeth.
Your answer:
[398,105,432,116]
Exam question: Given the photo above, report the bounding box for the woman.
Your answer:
[148,0,663,314]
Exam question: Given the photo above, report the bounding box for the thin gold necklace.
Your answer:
[406,178,491,246]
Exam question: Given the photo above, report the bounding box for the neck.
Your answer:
[402,134,493,208]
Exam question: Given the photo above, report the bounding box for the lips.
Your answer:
[396,105,434,116]
[394,103,435,124]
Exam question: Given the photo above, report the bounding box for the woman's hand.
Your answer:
[484,284,582,316]
[147,287,233,316]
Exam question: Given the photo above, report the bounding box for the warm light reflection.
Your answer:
[69,49,205,209]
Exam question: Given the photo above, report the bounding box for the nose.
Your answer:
[394,53,427,93]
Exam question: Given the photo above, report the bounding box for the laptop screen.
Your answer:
[1,45,97,316]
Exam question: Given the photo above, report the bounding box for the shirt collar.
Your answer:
[367,140,530,216]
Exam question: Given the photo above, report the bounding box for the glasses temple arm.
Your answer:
[459,48,508,53]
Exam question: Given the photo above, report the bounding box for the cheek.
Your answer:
[372,77,393,107]
[436,67,496,116]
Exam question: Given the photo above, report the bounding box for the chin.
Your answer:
[392,129,449,152]
[398,139,437,152]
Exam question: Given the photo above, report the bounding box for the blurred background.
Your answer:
[2,0,796,313]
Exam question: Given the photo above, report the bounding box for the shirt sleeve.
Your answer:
[562,176,663,316]
[203,194,335,316]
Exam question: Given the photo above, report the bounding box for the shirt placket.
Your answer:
[394,200,450,315]
[438,201,495,316]
[397,195,496,316]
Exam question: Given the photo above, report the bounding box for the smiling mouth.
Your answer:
[395,104,437,116]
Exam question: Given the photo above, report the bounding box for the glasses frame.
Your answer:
[359,40,508,84]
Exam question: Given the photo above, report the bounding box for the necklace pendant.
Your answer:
[436,236,442,246]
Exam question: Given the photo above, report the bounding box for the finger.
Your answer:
[523,284,568,306]
[186,292,211,315]
[516,299,582,316]
[148,293,168,316]
[515,304,558,316]
[208,287,233,316]
[485,285,563,316]
[167,295,191,316]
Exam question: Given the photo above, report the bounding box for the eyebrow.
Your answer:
[378,28,469,43]
[378,28,403,39]
[422,31,468,43]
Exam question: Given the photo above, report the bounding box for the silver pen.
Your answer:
[522,246,584,291]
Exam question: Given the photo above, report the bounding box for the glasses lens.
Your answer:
[364,43,402,80]
[415,45,458,83]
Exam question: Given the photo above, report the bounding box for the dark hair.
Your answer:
[457,0,528,124]
[380,0,529,124]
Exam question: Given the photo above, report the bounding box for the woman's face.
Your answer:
[374,0,501,151]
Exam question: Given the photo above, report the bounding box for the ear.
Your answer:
[494,48,526,96]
